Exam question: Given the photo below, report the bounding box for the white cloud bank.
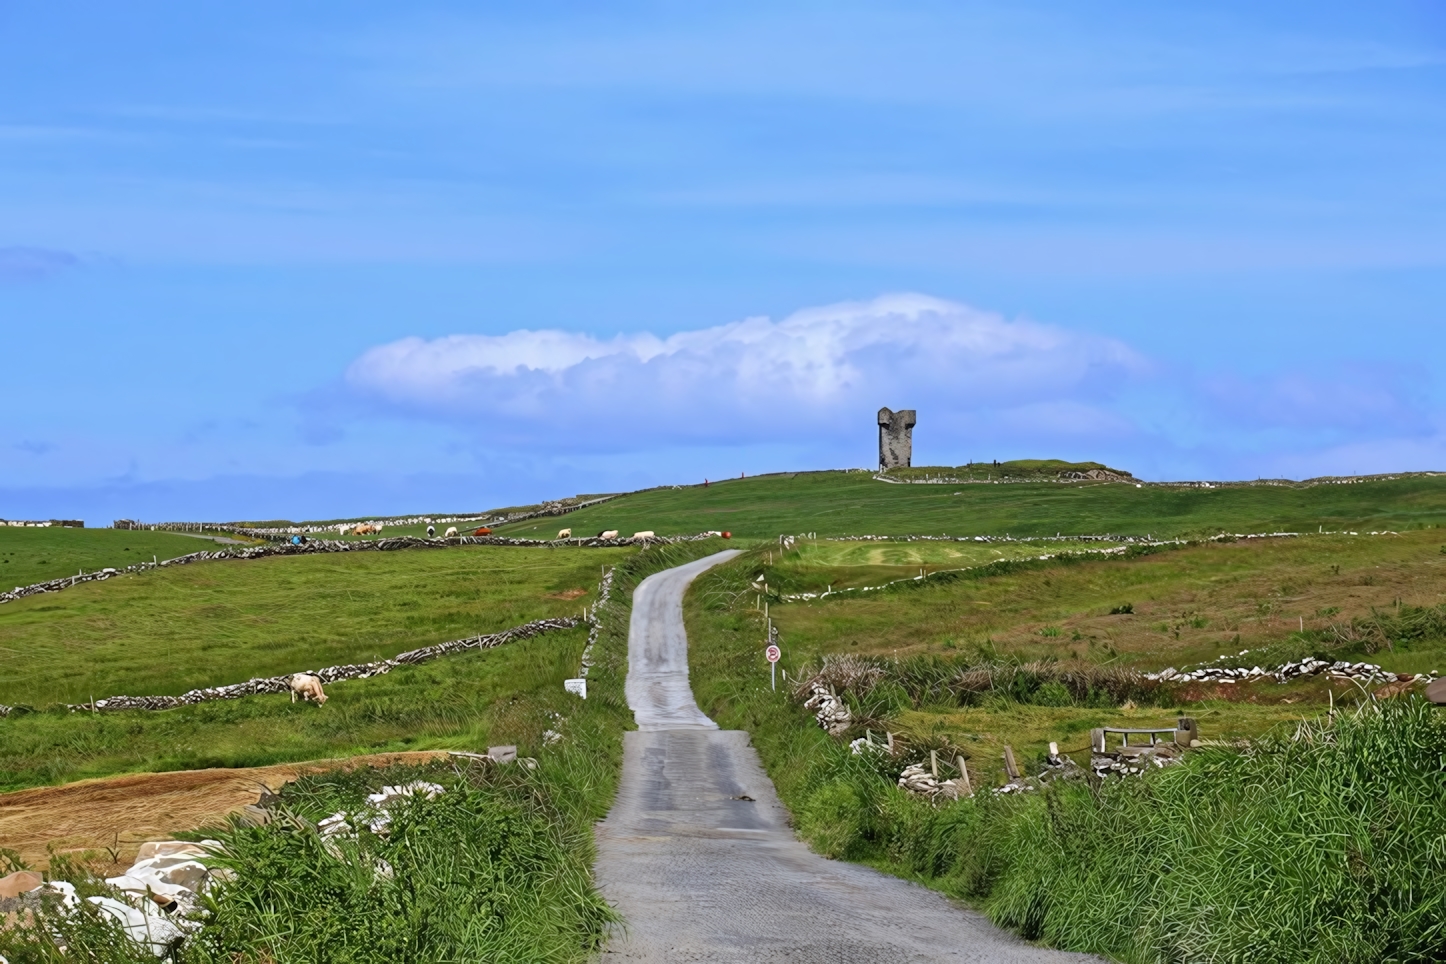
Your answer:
[345,293,1149,451]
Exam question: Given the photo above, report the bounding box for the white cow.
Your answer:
[557,527,572,539]
[289,674,327,705]
[444,526,458,538]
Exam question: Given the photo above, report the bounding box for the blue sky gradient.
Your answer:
[3,2,1445,521]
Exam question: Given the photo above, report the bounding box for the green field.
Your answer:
[0,526,243,589]
[0,544,631,707]
[494,470,1446,540]
[0,621,589,790]
[689,525,1446,788]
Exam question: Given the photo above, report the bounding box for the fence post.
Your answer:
[954,756,973,797]
[930,749,938,780]
[1002,745,1021,780]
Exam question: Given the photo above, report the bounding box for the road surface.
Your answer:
[594,549,1097,962]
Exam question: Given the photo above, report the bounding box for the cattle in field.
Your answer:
[599,530,619,540]
[444,526,458,538]
[289,674,327,705]
[557,528,572,539]
[473,527,493,536]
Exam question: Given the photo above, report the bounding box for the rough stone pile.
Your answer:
[64,615,580,713]
[1147,658,1430,687]
[1090,745,1182,779]
[318,781,446,839]
[897,763,957,799]
[0,840,221,957]
[802,683,852,735]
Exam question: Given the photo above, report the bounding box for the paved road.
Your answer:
[594,549,1097,963]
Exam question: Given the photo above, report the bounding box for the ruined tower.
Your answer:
[877,407,916,470]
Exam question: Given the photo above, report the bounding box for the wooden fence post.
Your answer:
[955,756,973,797]
[1002,745,1021,780]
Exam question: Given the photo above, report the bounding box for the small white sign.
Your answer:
[765,644,781,663]
[564,677,588,699]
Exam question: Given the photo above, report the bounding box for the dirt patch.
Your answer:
[549,587,589,600]
[0,751,450,873]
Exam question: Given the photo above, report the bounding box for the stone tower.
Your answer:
[877,407,916,470]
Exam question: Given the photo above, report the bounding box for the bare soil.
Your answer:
[0,751,450,873]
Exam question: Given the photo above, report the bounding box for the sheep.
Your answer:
[444,526,458,538]
[427,524,436,538]
[557,527,572,539]
[289,673,327,705]
[352,524,377,536]
[599,530,619,540]
[631,530,655,541]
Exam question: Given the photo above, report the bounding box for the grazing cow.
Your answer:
[631,530,655,540]
[557,527,572,539]
[599,529,620,540]
[473,527,493,536]
[427,524,436,537]
[289,674,327,705]
[444,526,458,538]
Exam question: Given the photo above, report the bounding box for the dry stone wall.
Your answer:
[2,530,720,608]
[114,495,620,540]
[27,615,583,714]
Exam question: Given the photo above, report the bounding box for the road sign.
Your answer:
[765,644,781,663]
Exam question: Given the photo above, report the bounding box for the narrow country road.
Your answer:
[593,549,1099,963]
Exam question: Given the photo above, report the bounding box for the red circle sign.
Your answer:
[765,644,781,663]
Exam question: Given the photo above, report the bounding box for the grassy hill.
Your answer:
[494,469,1446,540]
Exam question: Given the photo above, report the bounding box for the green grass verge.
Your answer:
[494,470,1446,540]
[0,545,632,707]
[0,527,242,590]
[684,550,1446,963]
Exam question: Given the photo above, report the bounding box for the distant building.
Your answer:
[877,407,916,469]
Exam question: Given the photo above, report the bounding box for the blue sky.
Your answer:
[3,2,1445,522]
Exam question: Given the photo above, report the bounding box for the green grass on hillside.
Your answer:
[494,470,1446,540]
[0,622,590,791]
[0,527,243,589]
[764,529,1446,673]
[0,545,631,707]
[882,459,1131,481]
[682,550,1446,961]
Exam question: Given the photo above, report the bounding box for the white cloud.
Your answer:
[344,293,1149,451]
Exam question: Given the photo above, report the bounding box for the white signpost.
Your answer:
[765,643,781,691]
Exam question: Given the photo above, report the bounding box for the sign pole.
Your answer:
[771,660,776,691]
